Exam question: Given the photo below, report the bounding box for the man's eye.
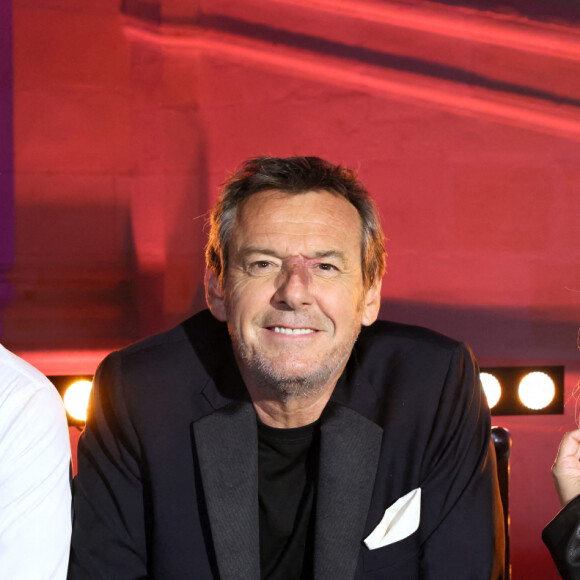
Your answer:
[247,261,277,275]
[317,263,338,272]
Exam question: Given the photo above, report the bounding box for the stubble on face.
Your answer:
[228,319,362,403]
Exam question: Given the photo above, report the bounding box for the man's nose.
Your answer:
[273,262,314,309]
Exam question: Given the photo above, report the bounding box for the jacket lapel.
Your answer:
[193,400,260,580]
[315,401,383,579]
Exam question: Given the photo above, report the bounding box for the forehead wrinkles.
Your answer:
[230,190,364,253]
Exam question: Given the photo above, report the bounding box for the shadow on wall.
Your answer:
[3,201,139,351]
[380,299,579,366]
[431,0,580,24]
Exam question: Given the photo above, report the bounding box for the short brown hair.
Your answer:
[206,156,386,289]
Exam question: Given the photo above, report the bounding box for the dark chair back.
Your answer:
[492,426,512,580]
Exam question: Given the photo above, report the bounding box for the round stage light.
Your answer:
[518,371,555,410]
[480,372,501,409]
[63,379,93,422]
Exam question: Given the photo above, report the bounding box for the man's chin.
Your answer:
[246,357,345,401]
[231,333,358,401]
[257,374,330,401]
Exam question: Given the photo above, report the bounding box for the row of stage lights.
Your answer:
[50,365,565,425]
[480,366,564,415]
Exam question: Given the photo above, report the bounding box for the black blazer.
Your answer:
[68,309,504,579]
[543,496,580,579]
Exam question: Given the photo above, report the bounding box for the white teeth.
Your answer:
[272,327,315,335]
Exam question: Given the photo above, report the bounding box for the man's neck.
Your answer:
[248,385,335,428]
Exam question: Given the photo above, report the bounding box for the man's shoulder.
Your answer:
[351,319,474,390]
[119,309,227,359]
[357,318,464,359]
[93,310,239,426]
[339,320,478,426]
[98,309,234,393]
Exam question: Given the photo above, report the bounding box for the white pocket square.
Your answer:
[364,487,421,550]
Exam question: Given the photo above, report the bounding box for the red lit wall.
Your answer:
[8,1,580,577]
[0,0,13,337]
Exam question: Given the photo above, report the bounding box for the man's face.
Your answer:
[206,189,381,399]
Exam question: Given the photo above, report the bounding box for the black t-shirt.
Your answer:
[258,419,320,580]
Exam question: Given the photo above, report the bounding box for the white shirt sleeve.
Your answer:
[0,345,72,580]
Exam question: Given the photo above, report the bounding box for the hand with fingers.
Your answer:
[552,429,580,508]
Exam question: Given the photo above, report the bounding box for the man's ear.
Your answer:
[205,269,227,322]
[361,280,382,327]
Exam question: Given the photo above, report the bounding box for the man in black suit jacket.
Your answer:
[69,156,504,579]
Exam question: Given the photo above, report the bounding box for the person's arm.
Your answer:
[419,344,505,579]
[0,378,72,579]
[542,429,580,580]
[68,353,148,579]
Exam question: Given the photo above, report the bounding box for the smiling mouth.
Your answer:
[270,326,317,335]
